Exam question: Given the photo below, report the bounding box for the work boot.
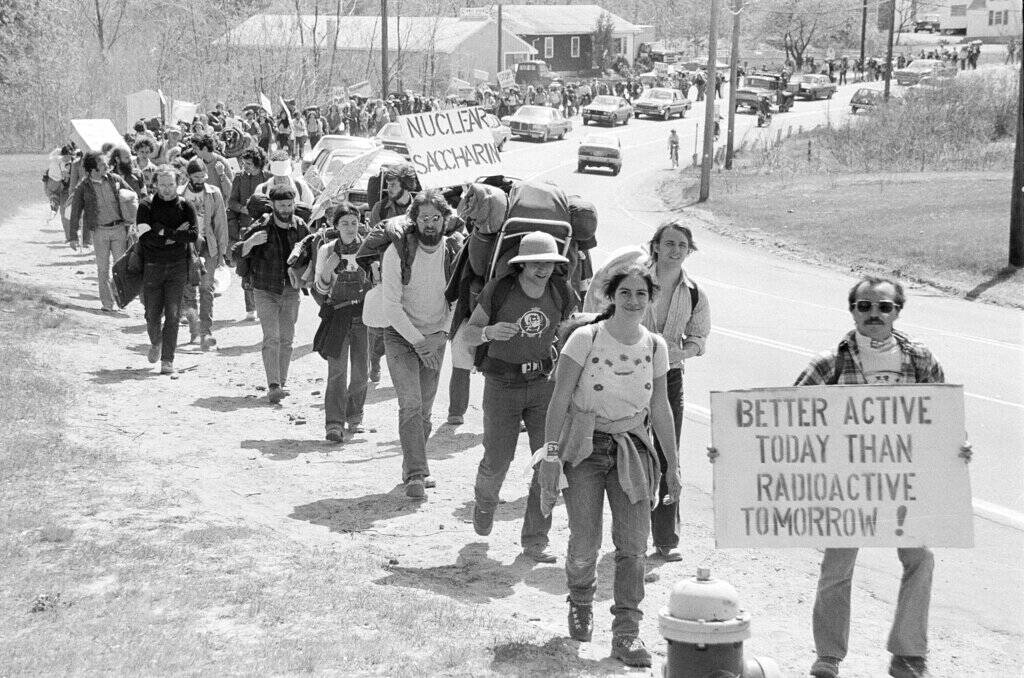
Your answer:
[567,598,593,642]
[268,385,286,404]
[522,545,557,564]
[199,334,217,351]
[147,344,160,364]
[655,546,683,562]
[810,656,841,678]
[888,655,929,678]
[611,636,652,668]
[472,504,494,536]
[405,476,426,499]
[159,360,175,376]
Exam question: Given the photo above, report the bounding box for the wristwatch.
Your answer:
[481,326,489,342]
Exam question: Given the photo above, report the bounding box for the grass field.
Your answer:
[2,155,48,216]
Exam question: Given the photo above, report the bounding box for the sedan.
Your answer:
[577,133,622,176]
[482,113,511,150]
[507,105,572,142]
[892,59,955,86]
[308,147,407,207]
[582,95,633,126]
[795,74,837,100]
[374,122,409,158]
[301,134,377,173]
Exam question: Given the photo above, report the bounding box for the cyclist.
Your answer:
[668,129,680,169]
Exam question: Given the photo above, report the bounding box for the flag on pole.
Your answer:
[259,92,273,115]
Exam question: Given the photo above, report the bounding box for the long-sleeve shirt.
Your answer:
[794,329,944,386]
[135,195,198,263]
[381,243,452,345]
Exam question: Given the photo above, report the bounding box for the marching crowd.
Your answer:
[38,98,971,676]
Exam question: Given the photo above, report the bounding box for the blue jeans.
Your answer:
[564,432,652,639]
[813,547,933,660]
[448,367,471,418]
[651,367,684,548]
[93,223,128,310]
[253,287,301,387]
[367,325,386,375]
[384,327,445,482]
[474,375,553,549]
[142,260,188,363]
[325,317,368,432]
[182,253,217,336]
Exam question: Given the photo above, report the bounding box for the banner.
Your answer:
[347,80,373,98]
[125,89,161,131]
[497,69,515,90]
[308,148,381,222]
[398,107,502,189]
[70,119,123,152]
[710,384,973,548]
[473,69,490,82]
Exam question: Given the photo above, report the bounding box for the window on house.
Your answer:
[995,10,1003,24]
[988,10,994,24]
[571,36,580,58]
[613,38,623,54]
[544,37,554,59]
[1004,10,1009,23]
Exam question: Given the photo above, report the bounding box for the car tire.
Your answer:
[662,109,670,121]
[611,167,620,176]
[623,115,629,125]
[577,162,585,173]
[851,106,858,114]
[542,130,549,142]
[827,91,833,100]
[559,129,566,140]
[633,112,639,118]
[582,118,589,126]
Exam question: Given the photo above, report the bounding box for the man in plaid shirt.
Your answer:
[801,276,968,678]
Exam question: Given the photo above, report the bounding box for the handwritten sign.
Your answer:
[70,119,123,152]
[126,89,161,131]
[497,69,515,90]
[398,106,502,189]
[308,148,381,221]
[710,384,973,548]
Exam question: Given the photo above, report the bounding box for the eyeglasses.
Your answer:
[853,300,901,314]
[417,215,443,224]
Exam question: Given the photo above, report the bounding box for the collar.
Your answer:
[839,328,925,358]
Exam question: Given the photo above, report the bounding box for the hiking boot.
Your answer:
[424,477,436,489]
[325,428,344,443]
[611,636,652,668]
[268,385,286,404]
[810,656,841,678]
[199,334,217,351]
[523,545,557,564]
[159,360,175,375]
[567,599,593,642]
[147,344,161,364]
[889,655,929,678]
[447,414,464,426]
[473,504,494,536]
[405,476,426,498]
[348,422,365,434]
[655,546,683,562]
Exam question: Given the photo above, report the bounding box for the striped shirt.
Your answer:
[794,329,944,386]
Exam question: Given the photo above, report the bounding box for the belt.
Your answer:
[480,355,553,378]
[98,220,122,228]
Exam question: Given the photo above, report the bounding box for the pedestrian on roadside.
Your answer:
[227,147,271,321]
[380,189,460,498]
[134,165,198,375]
[313,202,370,443]
[68,150,133,312]
[235,186,310,404]
[777,275,972,678]
[465,232,576,564]
[542,263,680,668]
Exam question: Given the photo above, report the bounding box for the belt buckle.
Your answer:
[520,361,540,374]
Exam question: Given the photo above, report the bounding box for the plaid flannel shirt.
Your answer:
[794,329,944,386]
[241,217,310,296]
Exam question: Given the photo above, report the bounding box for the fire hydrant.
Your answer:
[659,568,782,678]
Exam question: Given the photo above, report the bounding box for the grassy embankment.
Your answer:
[663,67,1023,305]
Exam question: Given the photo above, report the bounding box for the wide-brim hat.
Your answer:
[508,231,569,264]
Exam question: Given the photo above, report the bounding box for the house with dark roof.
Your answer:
[493,4,648,73]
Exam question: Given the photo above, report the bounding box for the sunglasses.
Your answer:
[853,300,901,314]
[417,215,443,224]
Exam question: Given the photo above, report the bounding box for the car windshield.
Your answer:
[515,107,552,120]
[799,75,821,83]
[376,123,403,139]
[646,90,673,100]
[907,60,940,71]
[582,135,616,146]
[591,96,620,106]
[744,77,774,89]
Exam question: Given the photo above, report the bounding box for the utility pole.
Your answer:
[882,0,895,101]
[1010,63,1024,267]
[381,0,389,98]
[859,0,867,78]
[698,0,721,201]
[497,3,503,75]
[725,0,742,169]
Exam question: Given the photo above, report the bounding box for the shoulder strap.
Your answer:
[689,280,699,310]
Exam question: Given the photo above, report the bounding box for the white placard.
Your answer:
[398,107,502,190]
[70,119,123,152]
[126,89,161,131]
[710,384,973,548]
[497,69,515,90]
[473,69,490,82]
[309,148,381,221]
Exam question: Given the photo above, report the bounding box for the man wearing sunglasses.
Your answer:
[796,275,965,678]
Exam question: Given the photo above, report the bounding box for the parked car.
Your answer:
[581,95,633,126]
[914,13,941,33]
[507,105,572,142]
[795,74,837,100]
[849,87,902,113]
[482,113,511,150]
[308,147,407,207]
[301,135,377,173]
[735,73,797,113]
[577,133,622,175]
[373,122,409,158]
[893,59,955,86]
[907,73,956,95]
[633,88,692,120]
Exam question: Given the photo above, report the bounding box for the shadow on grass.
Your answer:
[376,542,565,603]
[290,485,419,533]
[192,394,265,412]
[88,367,157,384]
[965,266,1021,301]
[490,637,626,677]
[241,438,328,460]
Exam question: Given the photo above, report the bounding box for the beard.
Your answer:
[418,229,442,246]
[272,209,294,223]
[188,181,205,193]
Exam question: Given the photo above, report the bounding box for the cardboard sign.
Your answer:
[710,384,973,548]
[497,69,515,90]
[70,119,123,152]
[473,68,490,82]
[170,100,198,125]
[126,89,161,131]
[308,148,381,221]
[398,106,502,189]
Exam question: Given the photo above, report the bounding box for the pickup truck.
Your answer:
[514,60,554,90]
[734,73,796,113]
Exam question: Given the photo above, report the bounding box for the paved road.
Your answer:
[495,81,1024,632]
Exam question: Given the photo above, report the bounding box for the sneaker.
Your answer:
[447,414,464,426]
[348,422,365,434]
[147,344,161,364]
[199,334,217,351]
[268,385,286,404]
[567,599,593,642]
[405,476,426,498]
[889,655,929,678]
[810,656,841,678]
[325,429,344,443]
[159,360,175,375]
[472,504,494,536]
[424,477,437,489]
[611,636,652,668]
[243,311,257,322]
[523,545,557,564]
[655,546,683,562]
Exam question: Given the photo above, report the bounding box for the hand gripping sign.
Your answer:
[710,384,973,548]
[397,106,503,190]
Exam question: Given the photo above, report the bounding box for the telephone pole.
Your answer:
[859,0,867,78]
[381,0,389,98]
[497,3,504,75]
[725,0,742,169]
[698,0,721,201]
[882,0,895,101]
[1010,63,1023,267]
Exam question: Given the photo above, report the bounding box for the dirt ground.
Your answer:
[1,193,1019,676]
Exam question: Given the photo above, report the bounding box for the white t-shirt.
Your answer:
[561,322,669,421]
[381,243,451,344]
[855,331,904,384]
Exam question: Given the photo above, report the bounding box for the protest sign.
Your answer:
[710,384,973,548]
[126,89,161,131]
[170,100,198,125]
[398,106,502,189]
[70,119,123,152]
[308,148,381,222]
[473,69,490,82]
[497,69,515,90]
[259,92,273,115]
